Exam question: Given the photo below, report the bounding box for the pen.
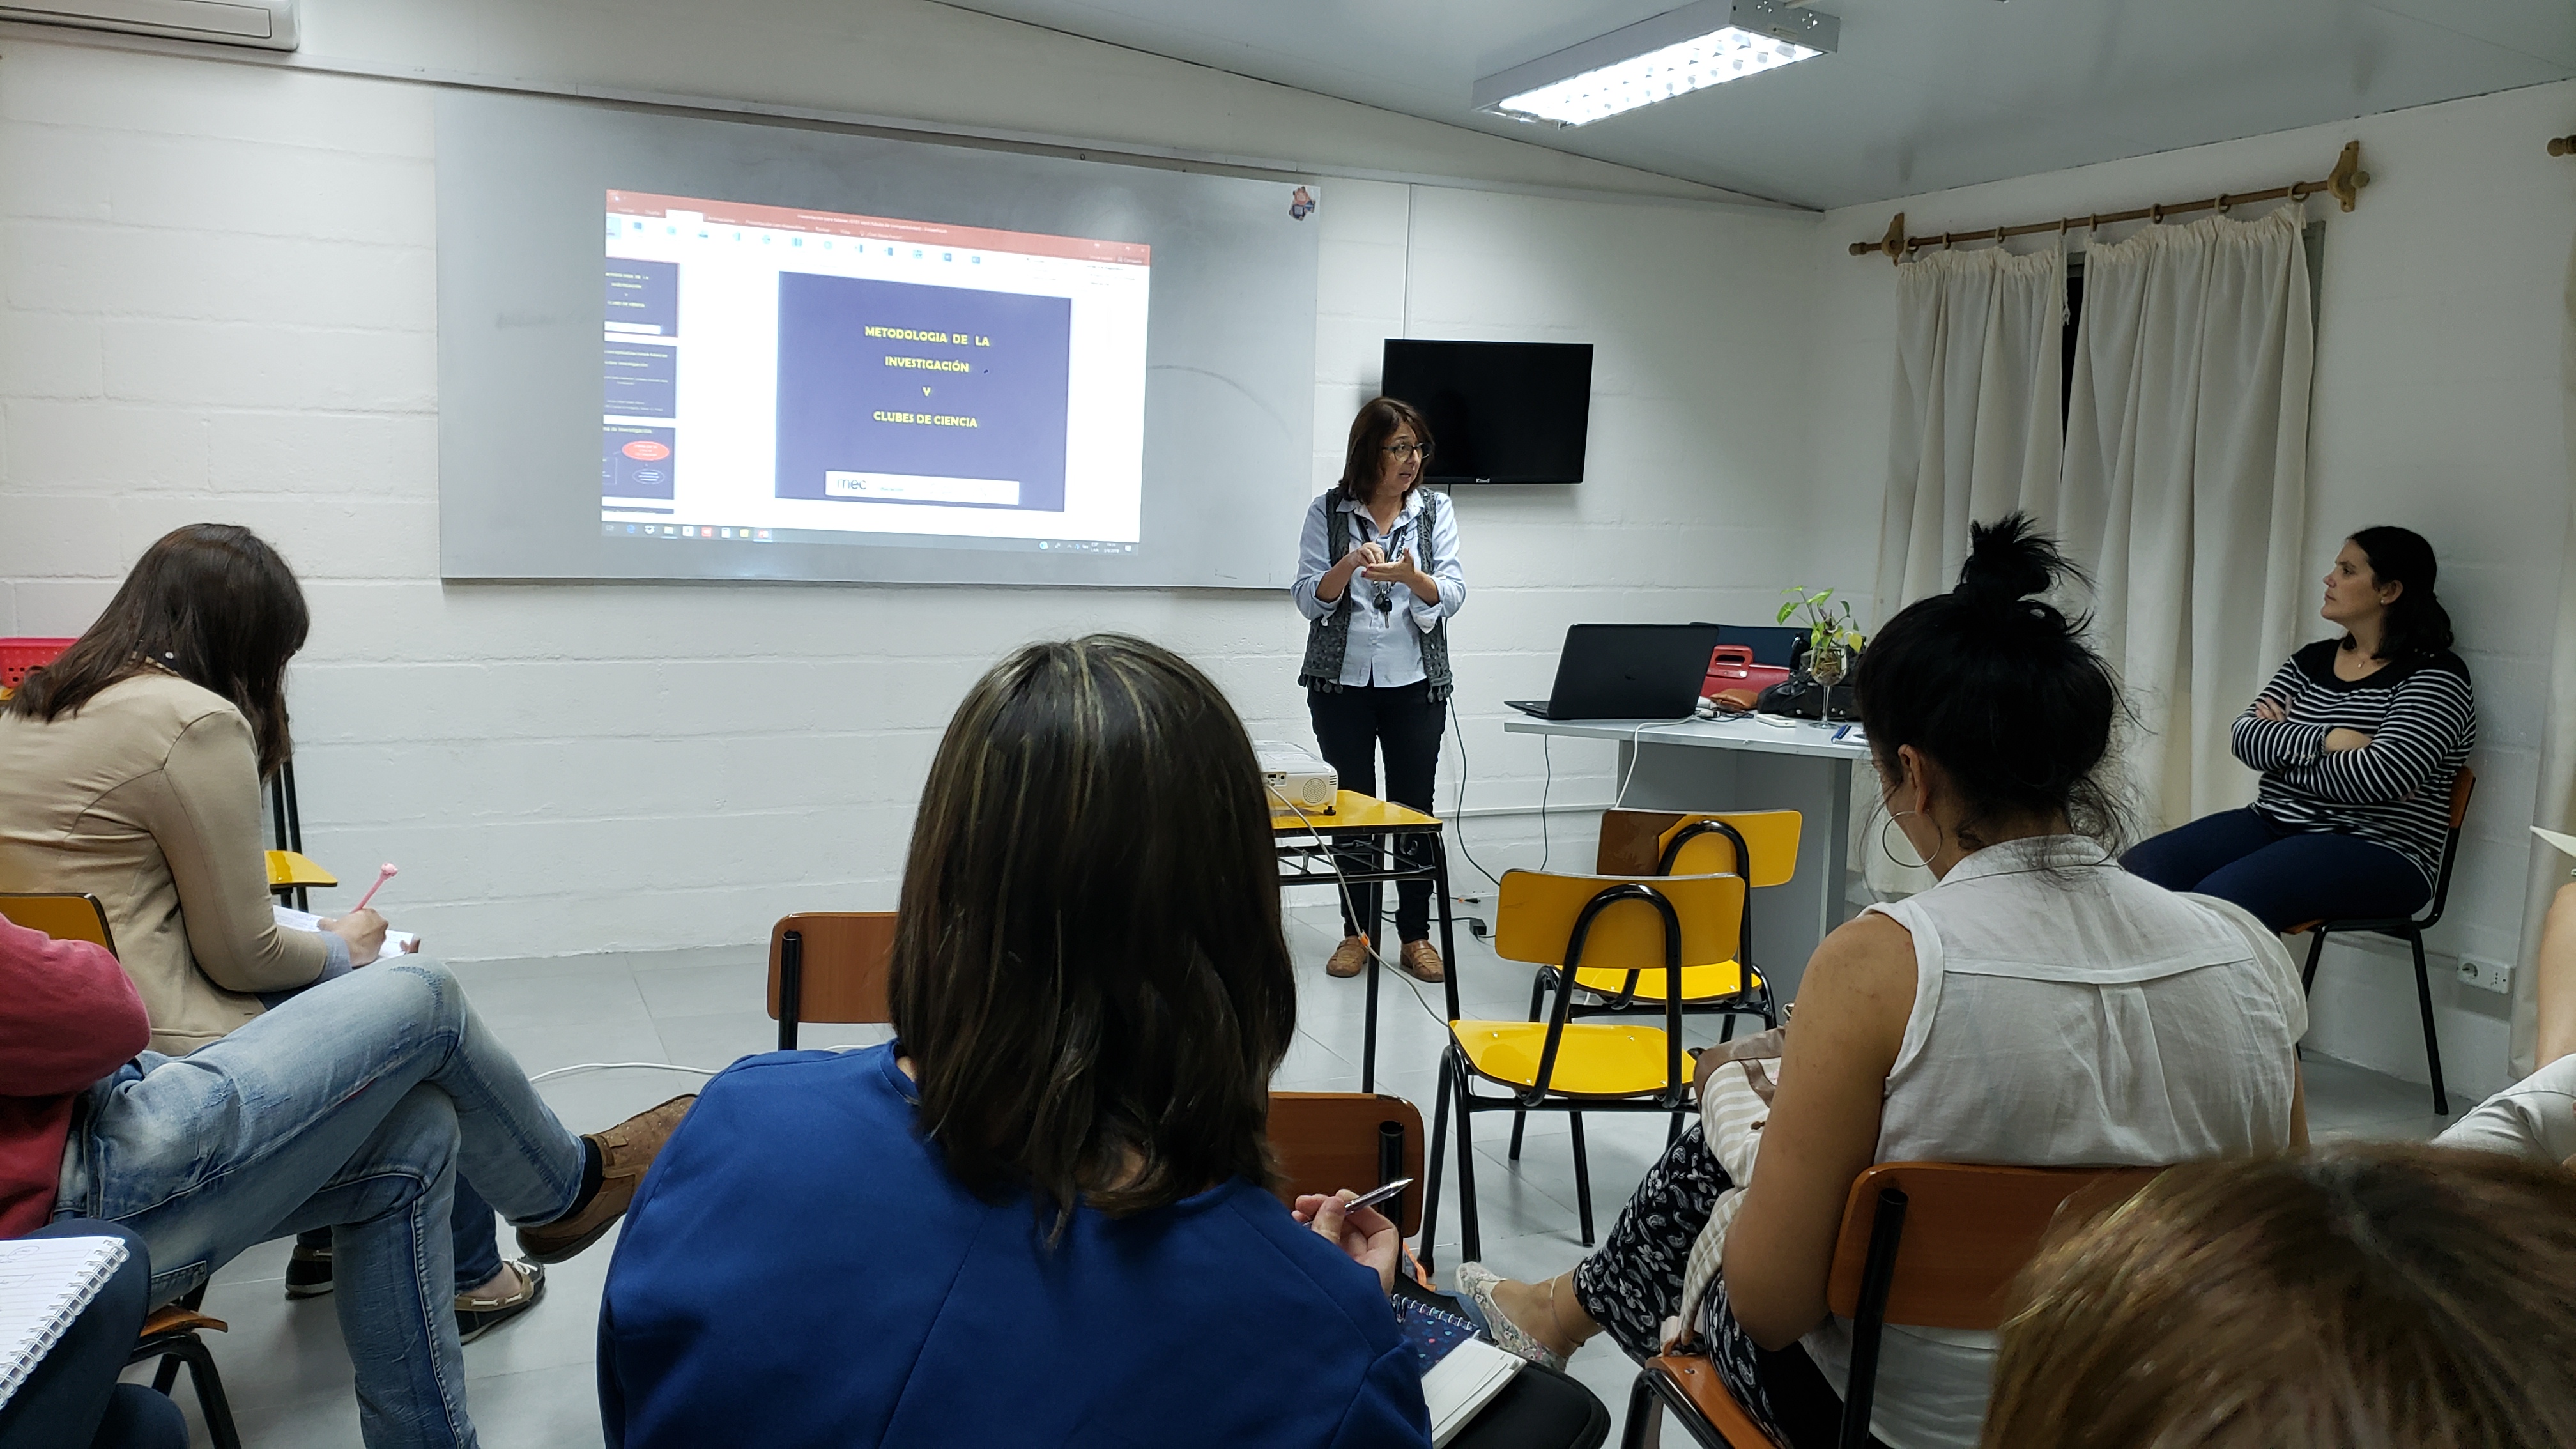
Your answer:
[353,862,399,913]
[1831,724,1853,742]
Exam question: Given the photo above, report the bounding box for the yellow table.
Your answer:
[264,850,338,908]
[1274,790,1457,1091]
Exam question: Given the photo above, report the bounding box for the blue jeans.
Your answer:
[0,1221,187,1449]
[2122,807,2430,931]
[53,958,586,1449]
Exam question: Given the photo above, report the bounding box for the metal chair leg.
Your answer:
[168,1338,242,1449]
[2301,928,2327,993]
[2409,931,2450,1116]
[1454,1065,1483,1263]
[1509,972,1548,1161]
[1422,1051,1452,1273]
[1623,1371,1665,1449]
[1570,1110,1595,1247]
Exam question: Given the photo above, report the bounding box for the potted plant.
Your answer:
[1779,586,1865,686]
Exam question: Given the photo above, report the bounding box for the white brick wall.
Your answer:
[0,34,1823,962]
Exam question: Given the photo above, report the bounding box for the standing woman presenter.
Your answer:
[2123,526,2474,930]
[1293,397,1465,983]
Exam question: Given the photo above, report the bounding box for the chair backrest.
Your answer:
[2418,766,2477,926]
[0,892,116,955]
[1823,1162,2161,1331]
[1492,870,1744,974]
[766,912,897,1048]
[1266,1091,1427,1236]
[1595,808,1800,888]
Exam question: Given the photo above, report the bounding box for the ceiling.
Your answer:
[937,0,2576,209]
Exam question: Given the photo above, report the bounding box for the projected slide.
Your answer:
[600,190,1147,554]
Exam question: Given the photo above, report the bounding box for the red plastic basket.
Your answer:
[0,638,76,691]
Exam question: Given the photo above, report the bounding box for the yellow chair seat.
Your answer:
[1452,1020,1694,1099]
[264,850,337,890]
[1568,960,1759,1003]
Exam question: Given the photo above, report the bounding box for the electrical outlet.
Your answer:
[2457,958,2513,995]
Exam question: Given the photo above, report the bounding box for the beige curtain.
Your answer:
[1866,242,2066,893]
[2511,231,2576,1078]
[1874,242,2069,615]
[2058,206,2315,836]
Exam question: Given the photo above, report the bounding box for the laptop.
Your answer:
[1506,623,1724,721]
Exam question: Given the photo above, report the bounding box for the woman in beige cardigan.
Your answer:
[0,525,387,1052]
[0,523,546,1340]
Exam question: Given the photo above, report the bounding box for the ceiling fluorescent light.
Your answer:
[1474,0,1838,126]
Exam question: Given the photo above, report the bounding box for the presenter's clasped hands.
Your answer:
[1315,540,1388,604]
[1361,550,1441,605]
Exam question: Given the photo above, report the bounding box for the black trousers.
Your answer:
[1308,682,1444,942]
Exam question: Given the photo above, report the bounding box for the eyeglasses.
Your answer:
[1381,442,1430,460]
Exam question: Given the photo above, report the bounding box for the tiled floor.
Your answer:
[136,903,2451,1446]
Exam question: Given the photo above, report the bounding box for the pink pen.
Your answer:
[353,863,398,913]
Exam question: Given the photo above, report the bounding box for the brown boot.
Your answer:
[1324,936,1370,977]
[1399,940,1445,983]
[516,1094,695,1264]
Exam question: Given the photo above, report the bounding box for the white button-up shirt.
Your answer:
[1291,489,1467,688]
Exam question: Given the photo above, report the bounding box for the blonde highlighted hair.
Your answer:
[1983,1141,2576,1449]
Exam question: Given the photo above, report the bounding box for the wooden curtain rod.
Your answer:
[1847,141,2369,263]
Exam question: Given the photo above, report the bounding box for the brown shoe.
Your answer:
[1399,940,1445,983]
[1325,936,1370,977]
[516,1094,695,1264]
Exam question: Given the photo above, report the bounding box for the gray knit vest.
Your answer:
[1298,491,1453,702]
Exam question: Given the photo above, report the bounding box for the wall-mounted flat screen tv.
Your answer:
[1379,339,1593,484]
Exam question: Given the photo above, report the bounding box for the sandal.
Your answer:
[1452,1262,1568,1370]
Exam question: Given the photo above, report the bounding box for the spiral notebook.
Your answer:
[0,1236,129,1410]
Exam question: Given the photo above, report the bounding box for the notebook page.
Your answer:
[0,1236,128,1410]
[274,903,420,959]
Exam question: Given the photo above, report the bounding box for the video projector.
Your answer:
[1254,741,1338,815]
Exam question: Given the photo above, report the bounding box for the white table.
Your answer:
[1503,714,1873,1002]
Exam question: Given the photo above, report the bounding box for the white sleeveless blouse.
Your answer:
[1800,834,2305,1449]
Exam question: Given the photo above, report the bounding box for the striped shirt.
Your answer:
[2230,640,2476,887]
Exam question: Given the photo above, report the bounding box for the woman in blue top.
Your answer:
[1294,397,1467,985]
[597,636,1432,1448]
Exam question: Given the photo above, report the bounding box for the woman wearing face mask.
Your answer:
[1291,396,1466,985]
[1446,516,2307,1449]
[2123,526,2474,930]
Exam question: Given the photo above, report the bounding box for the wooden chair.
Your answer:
[0,896,245,1447]
[765,912,896,1050]
[1266,1091,1427,1237]
[2288,766,2474,1115]
[1622,1162,2161,1449]
[1420,871,1745,1266]
[0,891,116,953]
[129,1295,241,1449]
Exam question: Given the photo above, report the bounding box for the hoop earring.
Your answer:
[1880,811,1931,870]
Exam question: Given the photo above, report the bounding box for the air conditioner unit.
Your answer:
[0,0,300,50]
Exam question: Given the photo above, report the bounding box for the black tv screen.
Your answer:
[1381,339,1593,484]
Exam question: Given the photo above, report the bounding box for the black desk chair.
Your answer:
[2290,766,2474,1116]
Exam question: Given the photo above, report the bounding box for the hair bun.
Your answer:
[1957,511,2080,606]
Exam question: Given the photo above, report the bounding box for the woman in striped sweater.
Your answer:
[2124,526,2474,930]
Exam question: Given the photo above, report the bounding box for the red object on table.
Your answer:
[0,638,75,692]
[1703,644,1788,700]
